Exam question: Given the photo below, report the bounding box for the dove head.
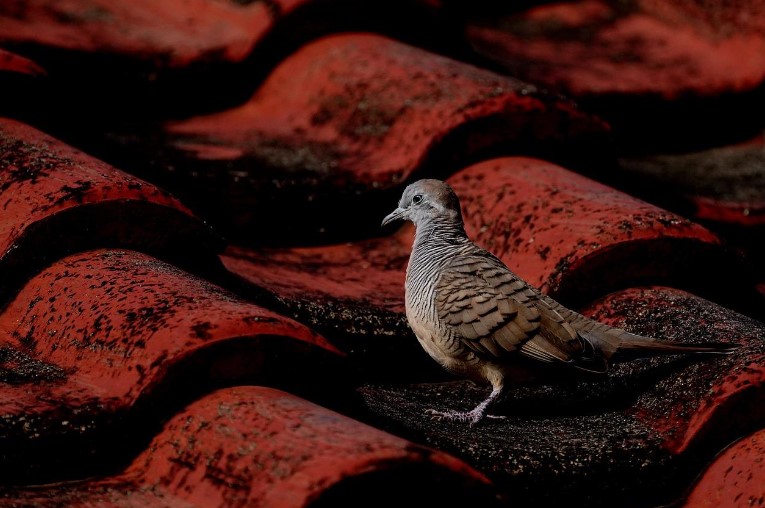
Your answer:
[381,179,464,229]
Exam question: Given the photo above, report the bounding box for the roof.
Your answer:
[1,1,764,506]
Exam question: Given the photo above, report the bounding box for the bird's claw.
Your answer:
[425,408,505,427]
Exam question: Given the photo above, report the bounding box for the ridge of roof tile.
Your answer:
[684,427,765,507]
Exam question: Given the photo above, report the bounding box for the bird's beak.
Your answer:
[381,207,406,227]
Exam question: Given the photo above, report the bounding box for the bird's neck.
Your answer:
[412,218,469,252]
[406,219,469,304]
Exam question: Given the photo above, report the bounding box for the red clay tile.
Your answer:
[0,0,447,71]
[0,0,449,117]
[467,1,765,99]
[465,1,765,150]
[684,428,765,507]
[0,1,270,69]
[449,158,754,310]
[0,249,343,484]
[618,133,765,229]
[0,386,498,507]
[584,287,764,456]
[361,286,763,506]
[617,134,765,290]
[0,118,222,307]
[0,49,44,77]
[108,33,608,244]
[223,157,757,374]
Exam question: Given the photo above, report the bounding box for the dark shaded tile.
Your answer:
[617,133,765,257]
[0,0,452,118]
[102,34,609,245]
[0,249,344,484]
[465,0,765,149]
[0,119,223,307]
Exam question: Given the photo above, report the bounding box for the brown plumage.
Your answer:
[382,179,736,426]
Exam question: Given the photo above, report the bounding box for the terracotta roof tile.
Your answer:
[684,427,765,507]
[618,133,765,229]
[100,33,608,244]
[464,0,765,152]
[0,387,498,507]
[0,249,342,484]
[223,157,761,375]
[362,286,763,506]
[0,118,222,307]
[0,0,450,115]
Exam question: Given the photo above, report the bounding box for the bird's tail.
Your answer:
[578,327,738,363]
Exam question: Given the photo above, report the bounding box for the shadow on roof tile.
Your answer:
[0,0,454,117]
[465,0,765,152]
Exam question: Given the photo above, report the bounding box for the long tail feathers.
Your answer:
[578,329,738,364]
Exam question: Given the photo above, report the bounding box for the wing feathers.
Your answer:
[435,254,540,358]
[435,251,589,365]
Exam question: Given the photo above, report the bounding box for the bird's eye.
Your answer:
[412,194,423,205]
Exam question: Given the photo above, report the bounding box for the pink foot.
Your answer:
[425,408,506,427]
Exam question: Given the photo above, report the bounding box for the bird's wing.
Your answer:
[435,253,542,358]
[519,297,595,367]
[435,252,594,367]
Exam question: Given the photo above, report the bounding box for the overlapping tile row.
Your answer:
[0,248,349,484]
[0,118,492,500]
[0,0,449,117]
[684,427,765,507]
[1,0,764,506]
[0,118,223,307]
[0,387,498,507]
[617,133,765,261]
[463,1,765,238]
[222,152,764,503]
[465,0,765,127]
[99,33,609,245]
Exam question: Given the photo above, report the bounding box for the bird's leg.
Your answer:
[426,385,505,427]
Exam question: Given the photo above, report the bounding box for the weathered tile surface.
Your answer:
[104,34,608,244]
[0,386,498,507]
[0,119,222,306]
[0,249,343,484]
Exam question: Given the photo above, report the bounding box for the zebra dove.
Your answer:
[382,179,736,426]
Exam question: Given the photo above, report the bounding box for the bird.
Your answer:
[381,179,737,426]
